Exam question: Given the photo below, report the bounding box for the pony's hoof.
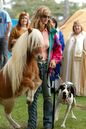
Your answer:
[15,124,21,129]
[27,100,32,105]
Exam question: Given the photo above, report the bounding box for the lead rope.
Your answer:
[31,62,45,129]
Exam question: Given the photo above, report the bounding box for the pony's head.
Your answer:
[27,28,44,61]
[30,47,43,61]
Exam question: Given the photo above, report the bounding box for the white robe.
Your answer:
[62,31,86,96]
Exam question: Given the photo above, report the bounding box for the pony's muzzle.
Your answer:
[35,55,43,61]
[38,55,43,60]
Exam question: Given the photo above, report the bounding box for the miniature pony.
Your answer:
[0,28,44,129]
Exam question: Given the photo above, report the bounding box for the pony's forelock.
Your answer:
[28,28,44,52]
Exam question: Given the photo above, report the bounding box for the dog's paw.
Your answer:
[61,124,65,128]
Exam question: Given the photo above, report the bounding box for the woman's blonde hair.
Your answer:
[30,6,53,31]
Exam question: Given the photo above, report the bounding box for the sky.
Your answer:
[6,0,86,3]
[55,0,86,3]
[5,0,86,9]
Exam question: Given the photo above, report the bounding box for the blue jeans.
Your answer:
[27,62,53,128]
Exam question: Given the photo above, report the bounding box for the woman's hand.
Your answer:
[11,39,18,44]
[50,60,56,68]
[1,34,8,39]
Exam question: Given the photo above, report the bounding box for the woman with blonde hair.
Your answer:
[8,11,29,52]
[62,20,86,96]
[26,6,62,129]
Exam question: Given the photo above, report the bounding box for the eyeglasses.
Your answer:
[42,15,50,19]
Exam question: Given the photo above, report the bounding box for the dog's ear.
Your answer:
[59,85,65,91]
[28,27,32,35]
[70,85,76,97]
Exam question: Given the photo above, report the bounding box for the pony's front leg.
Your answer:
[21,76,35,104]
[26,75,42,105]
[34,74,42,92]
[26,88,35,105]
[4,100,21,129]
[22,76,35,90]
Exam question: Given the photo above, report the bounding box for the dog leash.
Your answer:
[47,67,68,128]
[52,68,64,83]
[47,67,58,129]
[52,68,68,88]
[51,68,65,129]
[47,67,67,129]
[52,77,55,129]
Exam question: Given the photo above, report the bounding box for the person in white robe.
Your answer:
[62,20,86,96]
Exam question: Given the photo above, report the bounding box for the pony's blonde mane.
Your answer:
[3,28,44,95]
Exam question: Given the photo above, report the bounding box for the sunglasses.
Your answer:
[20,16,28,19]
[42,15,50,19]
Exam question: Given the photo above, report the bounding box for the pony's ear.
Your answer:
[28,27,32,35]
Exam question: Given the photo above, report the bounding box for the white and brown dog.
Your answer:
[54,82,77,128]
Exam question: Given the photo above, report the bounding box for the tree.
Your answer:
[63,0,69,22]
[4,0,65,19]
[4,0,82,27]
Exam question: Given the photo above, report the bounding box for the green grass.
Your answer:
[0,93,86,129]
